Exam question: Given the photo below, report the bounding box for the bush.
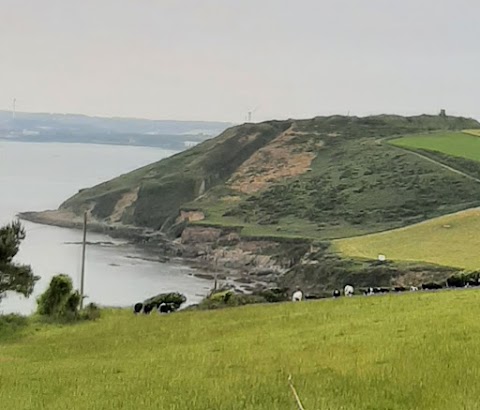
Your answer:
[254,288,289,303]
[143,292,187,311]
[37,275,99,322]
[37,274,76,317]
[197,290,270,310]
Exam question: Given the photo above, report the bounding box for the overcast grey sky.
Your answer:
[1,0,479,122]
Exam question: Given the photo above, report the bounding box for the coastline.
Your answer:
[18,210,279,295]
[18,210,166,242]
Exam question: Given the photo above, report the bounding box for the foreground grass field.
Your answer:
[334,208,480,270]
[3,292,480,409]
[390,132,480,162]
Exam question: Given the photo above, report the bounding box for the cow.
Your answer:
[410,286,418,292]
[364,287,374,296]
[143,304,154,314]
[344,285,354,297]
[133,302,143,315]
[292,288,303,302]
[422,282,443,290]
[158,303,175,314]
[333,289,341,298]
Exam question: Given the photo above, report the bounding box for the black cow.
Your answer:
[143,304,154,314]
[373,287,390,294]
[133,302,143,314]
[422,282,443,290]
[333,289,341,298]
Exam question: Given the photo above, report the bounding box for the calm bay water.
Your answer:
[0,141,210,314]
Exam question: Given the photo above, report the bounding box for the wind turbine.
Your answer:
[12,98,16,120]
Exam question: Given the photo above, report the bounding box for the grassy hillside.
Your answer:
[51,114,480,240]
[3,291,480,409]
[334,208,480,270]
[206,136,480,239]
[60,122,290,230]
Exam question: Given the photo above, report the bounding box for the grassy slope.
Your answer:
[334,208,480,270]
[3,292,480,409]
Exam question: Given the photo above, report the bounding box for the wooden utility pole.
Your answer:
[80,211,87,309]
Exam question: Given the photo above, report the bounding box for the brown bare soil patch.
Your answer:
[228,126,317,194]
[109,188,139,223]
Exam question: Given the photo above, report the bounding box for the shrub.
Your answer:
[37,274,76,317]
[197,290,276,310]
[37,275,99,322]
[143,292,187,311]
[254,288,289,303]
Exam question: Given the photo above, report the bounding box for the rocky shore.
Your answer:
[19,210,290,295]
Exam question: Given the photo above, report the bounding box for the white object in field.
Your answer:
[378,254,386,262]
[344,285,354,297]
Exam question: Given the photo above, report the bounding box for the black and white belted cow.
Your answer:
[158,303,175,314]
[344,285,354,297]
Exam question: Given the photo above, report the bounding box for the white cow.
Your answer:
[292,290,303,302]
[410,286,418,292]
[344,285,354,297]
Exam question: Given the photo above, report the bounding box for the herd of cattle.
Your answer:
[292,278,480,302]
[134,278,480,313]
[293,284,423,302]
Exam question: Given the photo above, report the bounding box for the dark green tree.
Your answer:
[0,220,38,302]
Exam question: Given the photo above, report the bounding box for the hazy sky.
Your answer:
[1,0,479,122]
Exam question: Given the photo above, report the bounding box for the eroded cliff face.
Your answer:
[172,226,298,293]
[171,225,460,297]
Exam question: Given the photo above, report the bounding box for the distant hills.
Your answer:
[0,110,232,150]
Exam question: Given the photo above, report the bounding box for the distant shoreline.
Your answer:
[0,136,193,151]
[18,210,158,242]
